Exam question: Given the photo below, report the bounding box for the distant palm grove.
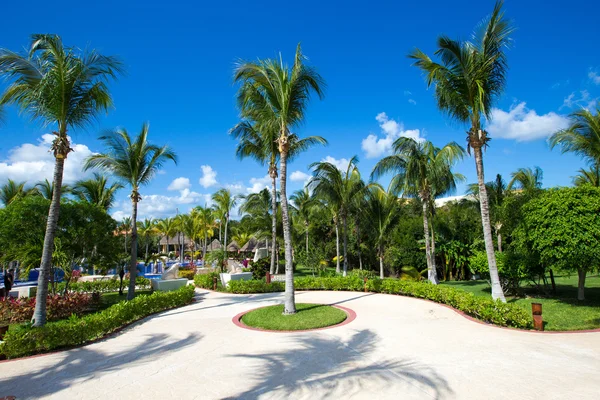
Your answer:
[1,1,600,325]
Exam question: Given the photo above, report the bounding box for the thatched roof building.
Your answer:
[239,237,271,253]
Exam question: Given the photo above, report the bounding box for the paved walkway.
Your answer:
[1,289,599,399]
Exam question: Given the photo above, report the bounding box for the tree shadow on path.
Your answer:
[224,329,452,400]
[0,332,201,399]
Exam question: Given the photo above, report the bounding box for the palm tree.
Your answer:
[35,179,70,200]
[137,218,158,261]
[364,184,402,278]
[240,189,275,241]
[0,179,36,205]
[573,165,600,187]
[372,138,465,284]
[507,167,543,193]
[194,206,216,261]
[233,44,325,314]
[409,1,513,300]
[156,217,177,257]
[467,173,507,251]
[118,217,132,254]
[72,173,123,210]
[174,213,190,263]
[212,188,239,266]
[84,123,177,300]
[290,188,316,254]
[310,156,365,276]
[0,34,123,325]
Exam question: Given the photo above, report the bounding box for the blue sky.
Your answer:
[1,0,599,220]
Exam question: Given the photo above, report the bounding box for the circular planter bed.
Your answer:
[234,303,356,332]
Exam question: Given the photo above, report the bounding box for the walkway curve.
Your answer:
[1,289,599,399]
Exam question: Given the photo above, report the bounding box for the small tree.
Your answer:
[516,186,600,300]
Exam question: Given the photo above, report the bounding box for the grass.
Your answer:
[99,290,153,309]
[294,265,338,278]
[241,303,347,331]
[442,274,600,331]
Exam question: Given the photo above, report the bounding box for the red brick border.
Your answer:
[232,303,357,333]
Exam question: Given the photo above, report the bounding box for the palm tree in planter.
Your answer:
[211,188,239,267]
[290,187,316,254]
[157,217,177,258]
[72,173,123,211]
[409,1,513,300]
[84,123,177,300]
[310,156,365,277]
[233,43,325,314]
[364,184,401,278]
[372,138,464,284]
[0,34,123,325]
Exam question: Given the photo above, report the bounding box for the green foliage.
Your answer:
[0,293,93,324]
[193,272,222,290]
[241,303,347,331]
[348,269,377,279]
[469,250,506,275]
[228,280,284,294]
[0,285,194,359]
[57,277,151,294]
[178,270,195,280]
[250,258,270,280]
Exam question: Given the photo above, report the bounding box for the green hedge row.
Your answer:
[57,276,152,293]
[0,285,195,359]
[195,274,531,329]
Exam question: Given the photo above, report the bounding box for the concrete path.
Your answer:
[1,289,599,400]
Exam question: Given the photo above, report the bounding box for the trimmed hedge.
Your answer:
[0,285,195,359]
[195,275,531,329]
[57,276,151,293]
[194,272,223,290]
[178,270,195,280]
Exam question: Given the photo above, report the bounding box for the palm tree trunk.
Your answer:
[270,172,278,275]
[430,216,437,282]
[342,213,349,277]
[305,223,309,254]
[473,146,506,302]
[128,197,139,300]
[379,245,384,279]
[32,155,65,326]
[357,225,363,270]
[279,148,296,314]
[145,241,149,262]
[224,216,229,269]
[335,219,340,274]
[203,232,207,262]
[497,233,503,253]
[180,232,185,263]
[422,201,438,284]
[577,267,586,301]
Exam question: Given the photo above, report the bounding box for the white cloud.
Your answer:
[110,189,212,220]
[487,102,569,142]
[290,171,310,182]
[589,70,600,85]
[247,175,271,194]
[562,90,598,110]
[0,134,95,186]
[199,165,217,188]
[167,177,191,191]
[361,112,423,158]
[408,99,417,105]
[321,156,350,171]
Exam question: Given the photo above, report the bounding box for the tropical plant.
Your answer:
[550,108,600,167]
[211,188,239,264]
[310,156,365,276]
[84,123,177,300]
[0,34,123,325]
[72,173,123,210]
[372,138,464,284]
[507,166,543,193]
[573,165,600,187]
[409,1,513,300]
[35,179,70,201]
[156,217,177,257]
[290,187,316,254]
[0,179,36,205]
[467,173,506,251]
[194,206,216,261]
[137,218,158,261]
[118,217,132,254]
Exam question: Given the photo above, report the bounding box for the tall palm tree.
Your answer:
[364,184,402,278]
[310,156,365,276]
[118,217,132,254]
[137,218,158,261]
[156,217,177,256]
[211,188,239,265]
[231,121,326,274]
[467,173,507,251]
[84,123,177,300]
[0,34,123,325]
[35,179,70,201]
[573,165,600,187]
[550,108,600,167]
[0,179,36,205]
[409,1,513,300]
[240,189,275,241]
[290,187,316,254]
[372,138,465,284]
[194,206,216,261]
[233,44,325,314]
[174,213,189,263]
[72,173,123,210]
[507,167,543,193]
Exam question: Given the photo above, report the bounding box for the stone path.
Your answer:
[1,289,599,399]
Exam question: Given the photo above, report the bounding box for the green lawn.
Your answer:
[241,303,347,331]
[442,274,600,331]
[99,290,153,309]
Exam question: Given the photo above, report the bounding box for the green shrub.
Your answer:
[250,258,270,280]
[1,293,93,324]
[0,285,195,359]
[57,276,151,293]
[348,269,377,279]
[178,270,195,280]
[193,272,223,290]
[228,280,284,294]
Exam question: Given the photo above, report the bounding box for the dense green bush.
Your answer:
[57,276,151,293]
[228,280,284,294]
[348,269,377,279]
[193,272,222,290]
[250,258,270,280]
[178,270,195,280]
[0,285,195,359]
[295,276,365,291]
[0,293,93,324]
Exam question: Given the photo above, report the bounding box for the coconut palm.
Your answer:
[364,184,402,278]
[194,206,216,261]
[0,179,36,205]
[231,121,326,274]
[34,179,71,201]
[84,123,177,300]
[233,44,325,314]
[409,1,512,300]
[118,217,132,254]
[137,218,158,261]
[0,34,123,325]
[310,156,365,277]
[507,167,543,193]
[211,188,239,264]
[290,188,316,254]
[573,165,600,187]
[72,173,123,210]
[240,189,274,241]
[550,108,600,164]
[467,173,507,251]
[372,138,465,284]
[156,217,177,257]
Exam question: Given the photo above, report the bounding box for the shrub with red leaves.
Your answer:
[0,293,93,324]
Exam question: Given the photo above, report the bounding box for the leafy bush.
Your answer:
[0,285,195,359]
[348,269,377,279]
[228,280,284,294]
[295,276,365,291]
[56,276,151,293]
[178,270,195,280]
[193,272,223,290]
[0,293,93,324]
[250,258,270,280]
